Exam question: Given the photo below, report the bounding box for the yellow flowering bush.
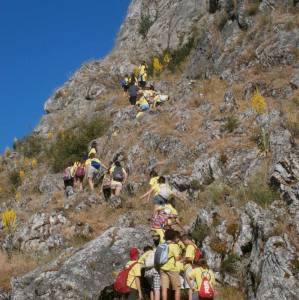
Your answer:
[31,158,38,168]
[163,52,171,64]
[15,192,21,202]
[19,170,25,182]
[251,89,267,114]
[2,209,17,234]
[153,57,163,75]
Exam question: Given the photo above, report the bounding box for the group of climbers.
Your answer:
[62,142,127,199]
[121,62,169,118]
[114,170,216,300]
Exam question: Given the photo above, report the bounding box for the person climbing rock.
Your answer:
[142,239,161,300]
[152,176,173,208]
[128,81,139,105]
[85,151,107,191]
[63,165,75,197]
[186,259,215,300]
[159,229,182,300]
[138,61,148,88]
[74,158,86,192]
[136,94,150,112]
[121,74,130,94]
[181,235,202,300]
[139,171,160,203]
[110,160,127,196]
[126,247,144,300]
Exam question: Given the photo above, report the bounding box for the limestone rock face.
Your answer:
[10,224,152,300]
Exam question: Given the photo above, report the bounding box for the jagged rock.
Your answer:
[11,212,67,254]
[11,225,152,300]
[39,174,63,196]
[108,195,122,209]
[220,90,237,113]
[248,235,298,300]
[0,289,10,300]
[290,69,299,89]
[192,154,222,185]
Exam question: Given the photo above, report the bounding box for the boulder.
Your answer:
[11,224,152,300]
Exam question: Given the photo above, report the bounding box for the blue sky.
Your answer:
[0,0,131,153]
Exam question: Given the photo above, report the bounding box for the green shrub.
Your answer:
[191,224,210,242]
[222,116,239,133]
[167,37,195,72]
[200,182,231,205]
[139,14,154,39]
[48,116,109,172]
[220,254,240,274]
[13,134,45,158]
[237,169,280,207]
[9,170,22,190]
[190,179,202,191]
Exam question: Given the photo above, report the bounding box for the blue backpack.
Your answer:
[91,160,101,170]
[154,243,169,268]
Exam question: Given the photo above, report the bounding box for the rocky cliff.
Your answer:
[1,0,299,299]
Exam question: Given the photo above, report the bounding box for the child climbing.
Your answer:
[186,258,215,300]
[85,151,108,191]
[141,239,161,300]
[138,61,148,88]
[181,235,203,300]
[74,159,86,192]
[156,229,182,300]
[136,95,150,112]
[128,81,139,106]
[121,74,130,94]
[126,248,143,300]
[110,160,128,196]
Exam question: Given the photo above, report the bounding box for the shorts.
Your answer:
[123,85,129,92]
[64,178,74,188]
[160,270,181,290]
[145,269,160,290]
[75,175,84,183]
[128,288,138,300]
[129,96,137,105]
[87,166,98,179]
[140,103,150,111]
[181,266,192,289]
[110,180,122,190]
[153,195,167,205]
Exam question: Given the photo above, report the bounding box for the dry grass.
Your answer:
[0,251,38,290]
[215,285,245,300]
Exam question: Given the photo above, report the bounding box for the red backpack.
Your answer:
[193,245,202,263]
[198,272,214,299]
[114,262,138,294]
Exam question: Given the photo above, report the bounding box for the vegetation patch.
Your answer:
[210,237,227,255]
[220,253,240,274]
[13,133,45,158]
[222,116,239,133]
[48,116,110,172]
[191,224,210,242]
[139,14,154,39]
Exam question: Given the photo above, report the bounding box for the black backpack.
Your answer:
[112,166,124,182]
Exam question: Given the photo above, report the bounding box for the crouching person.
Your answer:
[186,258,215,300]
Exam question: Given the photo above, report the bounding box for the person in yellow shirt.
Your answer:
[126,247,143,300]
[160,229,182,300]
[181,234,199,299]
[186,259,216,300]
[136,95,150,111]
[85,152,107,191]
[139,171,160,202]
[138,61,148,88]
